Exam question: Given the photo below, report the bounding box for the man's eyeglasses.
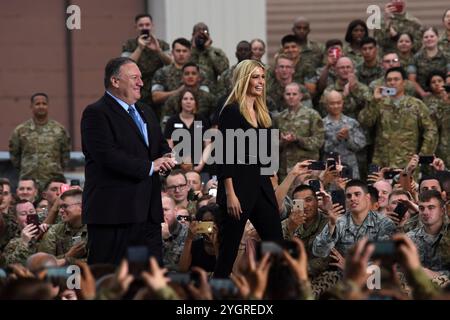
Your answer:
[60,202,81,210]
[383,58,399,64]
[166,184,187,191]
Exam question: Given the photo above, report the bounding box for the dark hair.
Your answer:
[60,188,82,200]
[30,93,48,103]
[426,70,447,89]
[104,57,136,89]
[166,169,187,184]
[443,8,450,21]
[345,19,368,43]
[0,178,11,187]
[19,177,37,189]
[394,32,414,44]
[419,189,445,207]
[15,199,34,212]
[325,39,343,50]
[367,185,379,203]
[292,184,316,199]
[172,37,191,50]
[43,175,67,191]
[182,62,200,73]
[345,179,369,194]
[281,34,301,46]
[177,88,199,113]
[419,175,444,191]
[422,26,439,37]
[385,66,407,80]
[195,203,219,221]
[360,37,377,47]
[134,13,152,23]
[0,278,53,300]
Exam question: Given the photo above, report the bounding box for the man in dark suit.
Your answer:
[80,57,176,265]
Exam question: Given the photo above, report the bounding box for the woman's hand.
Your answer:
[227,193,242,220]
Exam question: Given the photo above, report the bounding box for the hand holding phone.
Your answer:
[308,161,326,170]
[196,221,214,234]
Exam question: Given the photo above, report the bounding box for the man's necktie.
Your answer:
[128,105,145,139]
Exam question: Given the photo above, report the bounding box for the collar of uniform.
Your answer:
[64,222,87,235]
[345,210,376,231]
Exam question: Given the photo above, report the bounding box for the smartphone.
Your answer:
[167,273,191,286]
[308,179,321,193]
[140,29,150,38]
[326,159,336,170]
[257,240,299,260]
[399,172,411,192]
[369,241,397,259]
[444,84,450,93]
[72,235,82,245]
[70,179,80,187]
[209,278,238,296]
[381,87,397,96]
[331,190,346,210]
[293,199,304,212]
[368,164,380,175]
[60,184,70,194]
[196,221,214,234]
[308,161,326,170]
[418,155,434,165]
[329,47,341,60]
[341,166,353,179]
[383,171,397,179]
[393,2,404,13]
[325,152,339,162]
[26,214,40,228]
[127,246,150,276]
[393,202,408,220]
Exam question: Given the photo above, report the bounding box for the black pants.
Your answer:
[87,220,162,266]
[213,187,283,278]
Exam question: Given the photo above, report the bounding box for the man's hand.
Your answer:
[186,267,213,300]
[347,73,357,91]
[282,238,309,282]
[329,247,346,270]
[431,157,446,171]
[141,257,170,291]
[137,34,150,50]
[245,251,272,299]
[20,224,39,246]
[344,237,374,288]
[373,86,384,101]
[153,156,176,173]
[406,154,419,174]
[147,34,161,52]
[326,203,345,227]
[65,242,87,259]
[287,209,306,234]
[336,126,349,140]
[392,233,421,272]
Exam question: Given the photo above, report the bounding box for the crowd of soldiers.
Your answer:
[1,0,450,300]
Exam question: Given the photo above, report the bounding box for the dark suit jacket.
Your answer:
[80,93,170,225]
[216,103,277,213]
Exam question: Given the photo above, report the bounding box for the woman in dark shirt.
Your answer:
[164,88,210,171]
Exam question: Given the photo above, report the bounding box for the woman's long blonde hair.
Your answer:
[223,59,272,128]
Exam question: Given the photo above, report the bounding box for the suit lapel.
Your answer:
[136,103,153,151]
[104,94,148,148]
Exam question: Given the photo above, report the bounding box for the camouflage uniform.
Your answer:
[215,64,236,99]
[190,46,229,93]
[397,52,415,70]
[343,43,363,66]
[369,77,417,97]
[282,211,329,277]
[162,222,189,272]
[37,222,87,263]
[9,119,71,190]
[275,106,324,178]
[358,95,438,169]
[293,59,316,85]
[312,210,396,258]
[300,40,325,71]
[407,223,450,277]
[122,38,170,105]
[373,13,423,53]
[1,236,39,266]
[305,66,337,93]
[151,64,211,95]
[266,76,313,112]
[425,96,450,168]
[162,88,216,122]
[0,212,19,251]
[407,49,450,90]
[323,114,367,179]
[356,61,384,86]
[319,81,371,119]
[438,33,450,58]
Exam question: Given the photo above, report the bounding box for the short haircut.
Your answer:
[385,66,407,80]
[43,175,67,191]
[388,189,412,202]
[275,53,293,66]
[18,177,37,189]
[182,62,200,72]
[15,199,33,211]
[345,179,369,194]
[292,184,316,199]
[0,178,11,187]
[60,189,82,200]
[419,189,445,207]
[166,169,187,185]
[104,57,135,89]
[367,185,379,203]
[281,34,301,46]
[31,93,48,103]
[172,37,191,50]
[360,37,377,47]
[325,39,343,50]
[419,175,444,191]
[345,19,368,43]
[134,13,152,23]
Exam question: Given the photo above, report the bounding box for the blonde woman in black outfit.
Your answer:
[214,59,283,278]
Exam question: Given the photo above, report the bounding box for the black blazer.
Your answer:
[80,93,170,225]
[216,103,277,213]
